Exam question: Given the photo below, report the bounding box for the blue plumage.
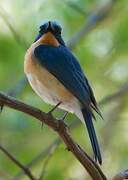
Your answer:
[34,44,102,164]
[82,108,102,164]
[23,21,102,164]
[34,45,91,104]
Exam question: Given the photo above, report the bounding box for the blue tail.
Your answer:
[81,108,102,164]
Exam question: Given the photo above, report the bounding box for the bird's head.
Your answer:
[34,21,65,46]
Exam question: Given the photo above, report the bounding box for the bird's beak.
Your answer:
[34,21,54,43]
[46,21,55,32]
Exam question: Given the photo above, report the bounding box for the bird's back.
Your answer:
[24,41,79,112]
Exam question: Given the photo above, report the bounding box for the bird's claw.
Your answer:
[47,102,61,115]
[57,112,68,130]
[61,111,68,121]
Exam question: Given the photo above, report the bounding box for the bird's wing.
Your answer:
[34,45,98,111]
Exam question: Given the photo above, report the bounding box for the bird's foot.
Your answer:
[47,102,61,115]
[60,111,68,121]
[45,102,61,130]
[57,112,68,131]
[56,117,68,134]
[57,112,68,130]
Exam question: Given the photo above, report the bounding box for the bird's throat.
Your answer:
[34,32,60,47]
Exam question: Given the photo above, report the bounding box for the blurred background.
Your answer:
[0,0,128,179]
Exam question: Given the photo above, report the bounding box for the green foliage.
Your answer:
[0,0,128,179]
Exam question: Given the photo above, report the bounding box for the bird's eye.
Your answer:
[39,22,49,33]
[39,21,62,34]
[52,21,62,34]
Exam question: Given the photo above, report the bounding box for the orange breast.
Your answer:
[36,32,60,47]
[24,41,75,103]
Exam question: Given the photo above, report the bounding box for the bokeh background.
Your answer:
[0,0,128,179]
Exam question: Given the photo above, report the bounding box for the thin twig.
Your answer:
[0,92,107,180]
[99,84,128,106]
[0,145,36,180]
[102,100,124,149]
[67,0,117,49]
[0,7,28,48]
[7,77,28,97]
[39,145,58,180]
[14,139,61,179]
[14,122,79,179]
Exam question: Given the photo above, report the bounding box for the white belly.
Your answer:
[27,73,59,105]
[26,72,82,116]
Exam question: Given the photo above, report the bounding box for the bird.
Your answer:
[24,21,103,164]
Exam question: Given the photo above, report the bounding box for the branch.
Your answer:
[0,92,107,180]
[0,144,36,180]
[14,83,128,179]
[113,169,128,180]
